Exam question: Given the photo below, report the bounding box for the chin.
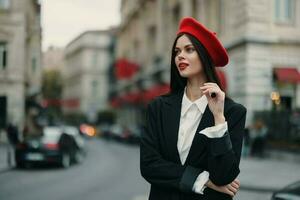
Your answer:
[178,70,193,78]
[179,72,191,78]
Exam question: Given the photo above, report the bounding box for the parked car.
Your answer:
[271,181,300,200]
[15,126,85,168]
[126,125,141,144]
[109,124,124,141]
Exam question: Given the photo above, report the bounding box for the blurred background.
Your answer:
[0,0,300,200]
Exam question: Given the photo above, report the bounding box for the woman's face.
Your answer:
[174,34,203,79]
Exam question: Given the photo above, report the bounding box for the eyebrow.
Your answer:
[175,44,194,49]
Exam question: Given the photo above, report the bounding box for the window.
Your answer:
[0,42,7,69]
[173,4,180,25]
[92,52,98,67]
[274,0,294,23]
[32,57,37,73]
[147,25,156,63]
[0,0,10,9]
[91,80,97,94]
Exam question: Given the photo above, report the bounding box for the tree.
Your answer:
[41,69,63,124]
[42,69,63,99]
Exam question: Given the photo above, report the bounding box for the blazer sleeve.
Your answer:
[140,99,204,193]
[207,104,247,186]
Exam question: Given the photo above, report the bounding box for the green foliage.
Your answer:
[97,110,116,124]
[42,69,63,99]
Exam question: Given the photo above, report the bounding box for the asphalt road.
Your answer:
[0,139,148,200]
[0,138,272,200]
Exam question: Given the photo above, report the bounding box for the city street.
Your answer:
[0,138,280,200]
[0,139,148,200]
[1,1,300,200]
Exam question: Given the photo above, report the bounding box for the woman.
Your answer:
[140,17,247,199]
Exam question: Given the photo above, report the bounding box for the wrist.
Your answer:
[205,180,211,187]
[214,115,225,125]
[205,180,215,190]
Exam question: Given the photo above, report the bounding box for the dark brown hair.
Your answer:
[169,33,221,94]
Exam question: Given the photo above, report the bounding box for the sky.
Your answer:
[41,0,121,51]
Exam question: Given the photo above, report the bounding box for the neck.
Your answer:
[186,78,206,102]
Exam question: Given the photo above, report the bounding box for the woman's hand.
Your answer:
[205,178,240,197]
[200,83,225,125]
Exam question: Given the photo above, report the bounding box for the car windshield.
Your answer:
[42,127,62,143]
[63,126,79,136]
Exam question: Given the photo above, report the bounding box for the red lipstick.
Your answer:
[178,63,189,71]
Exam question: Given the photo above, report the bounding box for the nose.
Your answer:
[177,52,185,60]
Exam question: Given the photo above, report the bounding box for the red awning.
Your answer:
[143,84,170,102]
[115,58,139,80]
[42,99,80,108]
[121,92,141,104]
[62,99,80,108]
[274,68,300,83]
[110,97,121,108]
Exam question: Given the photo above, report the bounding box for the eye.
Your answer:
[174,49,181,56]
[186,46,195,53]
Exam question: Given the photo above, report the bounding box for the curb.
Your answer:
[0,167,11,174]
[0,142,13,174]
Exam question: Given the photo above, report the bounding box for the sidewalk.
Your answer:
[0,142,11,173]
[0,130,15,173]
[239,154,300,192]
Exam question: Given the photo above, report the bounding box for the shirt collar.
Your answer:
[181,87,208,117]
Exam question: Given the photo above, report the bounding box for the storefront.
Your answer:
[272,67,300,111]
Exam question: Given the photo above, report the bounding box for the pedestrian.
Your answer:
[242,127,251,157]
[6,122,19,167]
[140,17,247,200]
[250,118,268,157]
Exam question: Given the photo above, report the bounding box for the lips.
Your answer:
[178,63,189,71]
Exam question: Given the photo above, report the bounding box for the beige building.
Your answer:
[0,0,42,130]
[115,0,300,126]
[43,46,64,71]
[63,30,112,122]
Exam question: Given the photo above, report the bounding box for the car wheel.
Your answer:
[16,161,25,169]
[61,153,71,168]
[74,150,84,164]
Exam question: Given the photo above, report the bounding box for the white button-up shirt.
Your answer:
[178,88,228,194]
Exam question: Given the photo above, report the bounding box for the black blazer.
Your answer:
[140,90,247,200]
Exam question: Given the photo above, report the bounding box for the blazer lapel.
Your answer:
[184,105,214,164]
[162,91,184,164]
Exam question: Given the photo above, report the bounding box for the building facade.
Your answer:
[114,0,300,126]
[63,30,112,123]
[0,0,42,130]
[43,46,65,71]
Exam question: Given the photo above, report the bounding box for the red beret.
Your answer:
[177,17,229,67]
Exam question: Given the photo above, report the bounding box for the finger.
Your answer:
[202,90,212,99]
[203,83,220,89]
[200,85,219,90]
[233,179,240,186]
[200,86,221,94]
[231,181,239,190]
[227,184,238,194]
[225,188,235,197]
[202,90,216,99]
[204,82,219,86]
[202,83,223,92]
[201,88,219,97]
